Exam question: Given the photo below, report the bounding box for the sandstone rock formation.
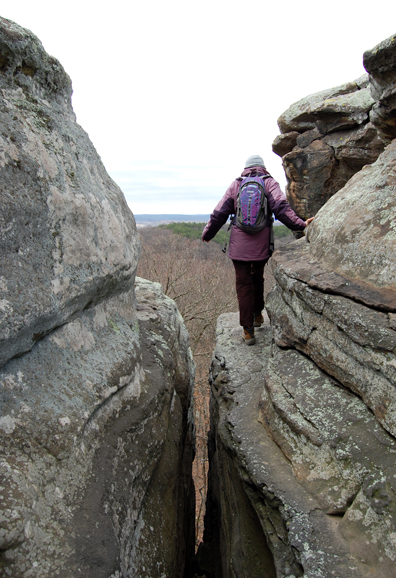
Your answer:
[205,313,396,578]
[202,33,396,578]
[1,278,195,577]
[364,34,396,141]
[0,17,195,577]
[0,16,140,369]
[272,34,396,221]
[259,139,396,576]
[272,75,385,220]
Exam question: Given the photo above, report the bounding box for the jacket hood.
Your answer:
[240,166,269,178]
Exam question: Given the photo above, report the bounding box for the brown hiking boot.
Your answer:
[253,312,264,327]
[243,327,256,345]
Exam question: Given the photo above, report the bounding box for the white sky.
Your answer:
[2,1,395,214]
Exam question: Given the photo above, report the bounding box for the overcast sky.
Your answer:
[2,1,396,214]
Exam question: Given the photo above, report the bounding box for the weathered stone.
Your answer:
[206,280,396,576]
[267,240,396,311]
[307,139,396,291]
[273,36,396,221]
[0,16,141,369]
[261,345,396,576]
[295,127,322,148]
[323,121,385,168]
[203,30,396,578]
[277,75,373,134]
[267,240,396,436]
[0,17,195,578]
[0,278,195,577]
[278,122,387,221]
[283,139,336,218]
[272,131,299,157]
[274,69,389,219]
[364,33,396,140]
[203,314,375,578]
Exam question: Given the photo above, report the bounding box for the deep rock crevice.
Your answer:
[2,15,396,578]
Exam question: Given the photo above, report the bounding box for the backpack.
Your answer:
[234,175,271,234]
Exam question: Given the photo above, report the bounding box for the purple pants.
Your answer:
[232,260,267,328]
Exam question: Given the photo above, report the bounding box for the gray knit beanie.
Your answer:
[245,155,265,168]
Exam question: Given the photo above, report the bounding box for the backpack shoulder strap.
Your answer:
[259,173,271,195]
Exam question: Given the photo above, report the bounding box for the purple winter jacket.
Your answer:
[202,166,306,261]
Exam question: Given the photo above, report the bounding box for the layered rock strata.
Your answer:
[204,313,396,578]
[0,17,195,577]
[272,33,396,220]
[204,33,396,578]
[257,138,395,577]
[205,292,396,577]
[272,75,385,220]
[204,143,396,578]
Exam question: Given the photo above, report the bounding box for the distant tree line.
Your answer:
[159,221,292,244]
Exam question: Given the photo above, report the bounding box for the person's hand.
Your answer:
[305,217,314,227]
[202,238,209,243]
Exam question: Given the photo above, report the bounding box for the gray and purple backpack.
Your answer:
[234,175,271,234]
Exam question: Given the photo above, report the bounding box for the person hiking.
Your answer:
[202,155,314,345]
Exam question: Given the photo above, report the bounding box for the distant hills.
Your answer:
[135,214,286,227]
[134,214,211,227]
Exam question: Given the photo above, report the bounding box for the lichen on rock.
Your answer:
[0,16,140,369]
[203,29,396,578]
[272,36,396,221]
[0,17,195,578]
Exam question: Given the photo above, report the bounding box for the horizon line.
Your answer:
[134,213,210,215]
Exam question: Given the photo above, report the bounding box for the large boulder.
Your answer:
[0,16,140,369]
[277,76,373,135]
[266,139,396,440]
[0,17,195,577]
[256,132,396,576]
[273,72,388,220]
[261,343,396,577]
[307,138,396,290]
[0,278,195,577]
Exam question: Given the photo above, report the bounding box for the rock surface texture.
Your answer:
[205,302,396,577]
[0,18,195,578]
[364,34,396,141]
[203,32,396,578]
[272,34,396,220]
[0,17,139,368]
